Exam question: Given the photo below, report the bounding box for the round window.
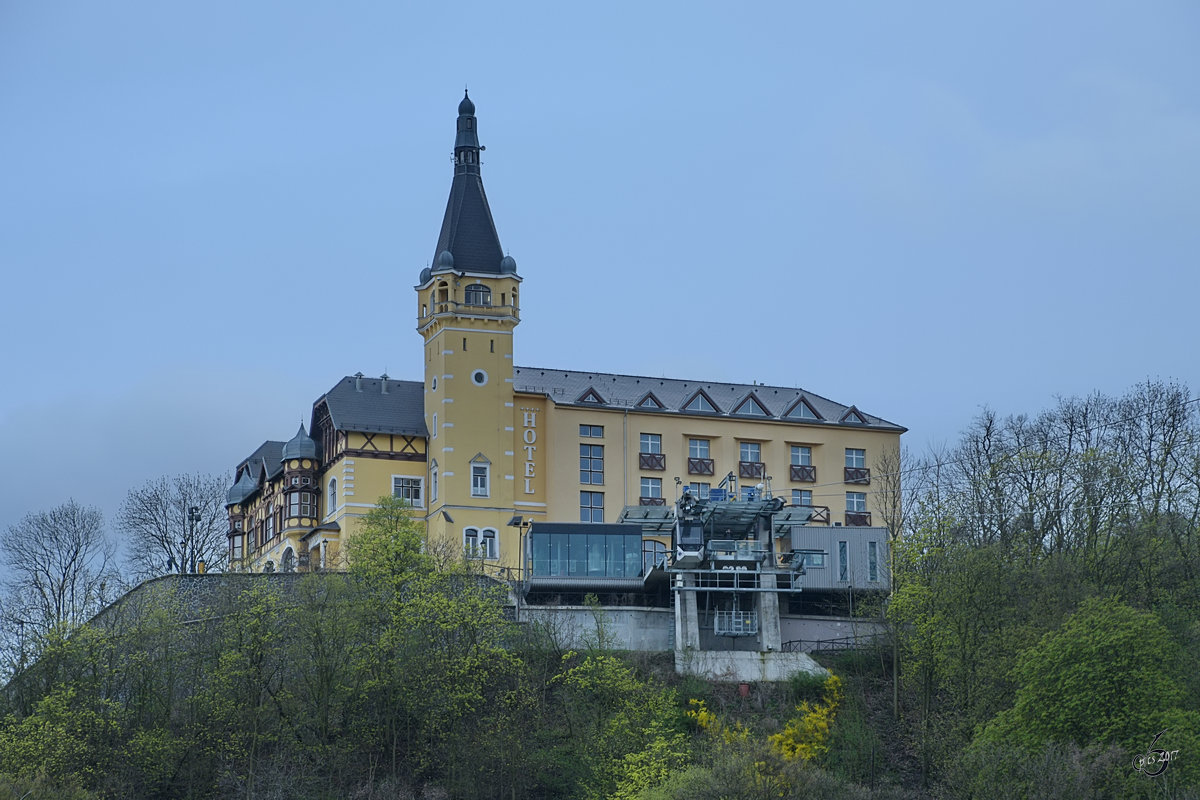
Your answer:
[472,369,488,386]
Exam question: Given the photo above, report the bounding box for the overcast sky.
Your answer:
[2,2,1197,549]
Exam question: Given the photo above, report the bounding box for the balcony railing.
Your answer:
[688,457,715,475]
[639,497,666,506]
[845,511,872,527]
[715,610,758,637]
[790,464,816,482]
[800,505,831,524]
[639,452,666,471]
[739,460,766,479]
[844,467,871,485]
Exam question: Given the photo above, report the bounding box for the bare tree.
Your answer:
[117,473,231,580]
[0,500,117,643]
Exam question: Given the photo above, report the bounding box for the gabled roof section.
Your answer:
[577,388,606,404]
[315,375,428,437]
[683,389,721,414]
[839,406,868,425]
[511,366,906,432]
[235,441,285,482]
[732,392,770,417]
[784,396,822,421]
[637,392,665,410]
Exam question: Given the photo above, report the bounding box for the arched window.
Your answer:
[281,547,296,573]
[464,283,491,306]
[430,460,439,503]
[464,527,498,559]
[328,478,337,517]
[643,540,668,574]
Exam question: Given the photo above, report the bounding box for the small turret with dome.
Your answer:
[281,424,319,528]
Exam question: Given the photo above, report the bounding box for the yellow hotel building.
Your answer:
[224,92,906,582]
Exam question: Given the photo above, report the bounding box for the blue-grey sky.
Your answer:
[2,2,1197,544]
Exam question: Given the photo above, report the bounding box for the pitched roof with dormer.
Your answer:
[511,366,906,432]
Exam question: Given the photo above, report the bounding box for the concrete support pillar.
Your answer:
[675,574,700,651]
[757,513,782,652]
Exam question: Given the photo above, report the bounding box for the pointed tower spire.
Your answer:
[431,90,507,276]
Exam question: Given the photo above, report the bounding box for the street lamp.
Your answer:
[187,506,201,573]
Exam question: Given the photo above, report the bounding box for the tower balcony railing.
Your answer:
[790,464,816,482]
[845,511,872,527]
[639,497,666,506]
[428,300,519,318]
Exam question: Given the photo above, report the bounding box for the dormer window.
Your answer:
[464,284,491,306]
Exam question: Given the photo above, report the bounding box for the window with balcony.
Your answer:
[792,489,813,507]
[639,433,665,470]
[790,445,816,482]
[580,444,604,484]
[846,492,871,526]
[640,477,664,505]
[844,448,870,484]
[580,491,604,523]
[739,441,764,479]
[688,482,710,500]
[688,438,714,475]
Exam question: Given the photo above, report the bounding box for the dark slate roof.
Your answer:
[430,93,507,276]
[227,440,286,506]
[512,366,906,432]
[282,423,318,461]
[316,376,428,436]
[433,173,504,275]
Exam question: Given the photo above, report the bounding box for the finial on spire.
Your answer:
[459,88,475,116]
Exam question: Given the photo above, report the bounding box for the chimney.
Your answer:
[381,373,389,394]
[354,372,364,392]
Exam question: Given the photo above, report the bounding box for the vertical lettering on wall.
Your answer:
[521,409,538,494]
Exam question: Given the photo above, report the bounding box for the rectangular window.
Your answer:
[838,540,849,582]
[580,424,603,438]
[792,489,813,506]
[231,534,244,561]
[846,492,867,512]
[432,412,438,438]
[430,467,439,502]
[580,444,604,484]
[471,464,490,497]
[688,482,710,500]
[791,445,812,466]
[797,550,825,568]
[868,541,879,582]
[639,433,662,454]
[580,491,604,523]
[689,438,710,459]
[845,448,866,469]
[265,506,275,540]
[740,442,761,462]
[393,476,425,507]
[288,492,316,518]
[640,477,662,499]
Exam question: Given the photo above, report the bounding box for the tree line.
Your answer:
[0,474,230,676]
[886,379,1200,796]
